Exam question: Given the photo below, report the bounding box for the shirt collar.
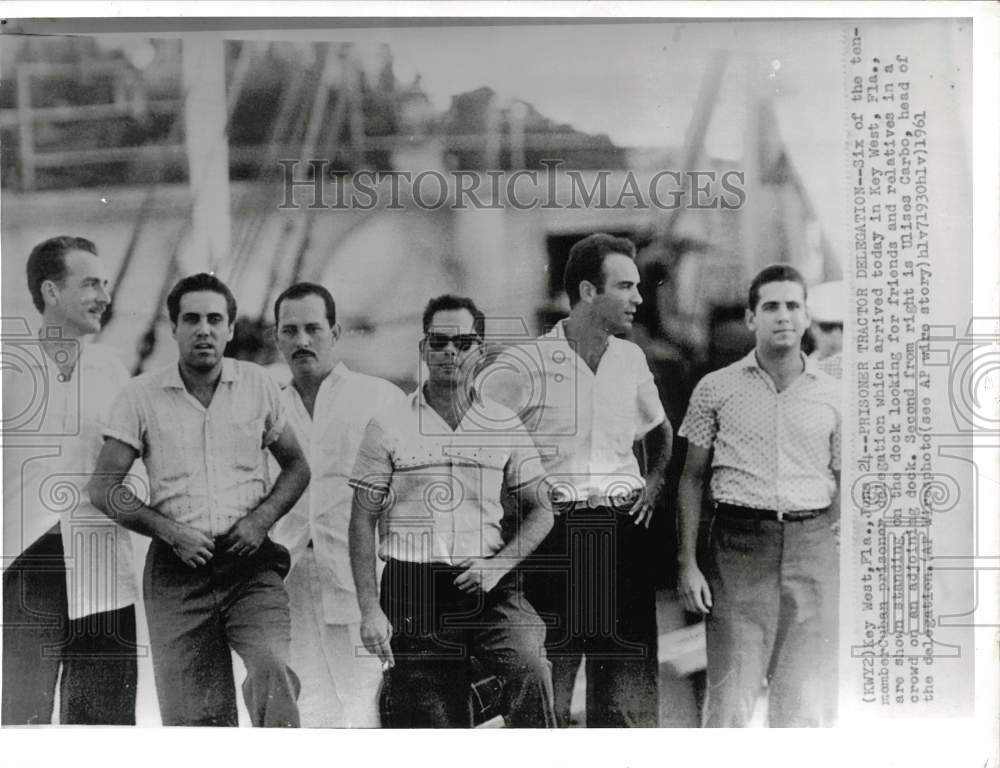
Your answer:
[411,383,481,410]
[740,349,819,379]
[162,357,239,389]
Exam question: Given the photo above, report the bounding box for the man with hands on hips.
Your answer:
[88,273,310,727]
[348,294,556,728]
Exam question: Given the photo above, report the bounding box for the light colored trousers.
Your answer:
[286,549,382,728]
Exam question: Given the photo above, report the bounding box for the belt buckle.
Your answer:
[775,509,786,523]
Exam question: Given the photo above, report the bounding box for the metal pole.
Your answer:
[181,35,231,274]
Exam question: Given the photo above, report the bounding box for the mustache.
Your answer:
[292,350,316,359]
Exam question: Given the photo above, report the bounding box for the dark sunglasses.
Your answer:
[425,333,480,351]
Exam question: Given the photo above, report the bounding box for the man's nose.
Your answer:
[95,284,111,305]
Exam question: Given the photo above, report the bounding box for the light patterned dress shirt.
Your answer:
[479,319,666,503]
[349,387,546,565]
[3,337,139,619]
[271,362,407,624]
[103,358,285,537]
[678,350,841,513]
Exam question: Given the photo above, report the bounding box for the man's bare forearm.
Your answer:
[349,494,382,615]
[249,457,310,530]
[643,420,673,493]
[89,475,177,544]
[490,502,553,570]
[677,472,704,567]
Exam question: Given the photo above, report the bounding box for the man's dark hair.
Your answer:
[421,294,485,339]
[563,233,637,307]
[747,264,808,312]
[273,282,337,328]
[26,236,98,313]
[166,273,238,325]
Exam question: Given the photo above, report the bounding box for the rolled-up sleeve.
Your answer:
[101,384,145,454]
[348,417,394,501]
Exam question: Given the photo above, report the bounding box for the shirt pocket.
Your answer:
[233,417,267,471]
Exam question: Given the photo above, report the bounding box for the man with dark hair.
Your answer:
[3,236,139,724]
[349,294,555,728]
[482,232,672,727]
[88,272,310,726]
[677,263,840,727]
[270,282,406,727]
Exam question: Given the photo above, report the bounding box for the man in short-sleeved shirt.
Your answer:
[89,273,310,727]
[677,264,841,727]
[269,282,407,727]
[348,295,555,728]
[481,233,672,728]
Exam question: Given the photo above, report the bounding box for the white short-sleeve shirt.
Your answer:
[479,320,666,503]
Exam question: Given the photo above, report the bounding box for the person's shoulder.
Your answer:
[231,359,279,388]
[475,393,522,423]
[345,369,406,398]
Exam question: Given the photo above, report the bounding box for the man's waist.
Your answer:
[714,502,829,523]
[551,487,643,514]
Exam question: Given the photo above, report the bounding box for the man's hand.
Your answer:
[677,562,713,615]
[220,515,269,557]
[627,481,662,528]
[165,521,215,568]
[454,557,506,595]
[360,607,394,669]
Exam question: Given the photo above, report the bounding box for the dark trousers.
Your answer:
[2,525,137,725]
[526,506,660,727]
[379,559,555,728]
[143,537,300,727]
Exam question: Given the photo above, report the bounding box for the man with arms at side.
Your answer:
[270,282,407,727]
[88,273,310,726]
[481,233,672,727]
[2,236,139,724]
[677,264,841,727]
[349,295,555,728]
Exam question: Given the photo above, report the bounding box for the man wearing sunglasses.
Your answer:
[348,294,556,728]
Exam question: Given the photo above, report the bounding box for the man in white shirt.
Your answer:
[481,233,672,727]
[3,236,139,724]
[270,282,407,727]
[89,273,310,727]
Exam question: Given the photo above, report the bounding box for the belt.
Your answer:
[553,489,642,514]
[715,502,827,523]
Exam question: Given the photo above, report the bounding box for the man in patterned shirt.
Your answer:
[677,264,840,727]
[89,273,310,726]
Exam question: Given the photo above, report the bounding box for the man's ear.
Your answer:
[579,280,598,303]
[745,307,757,332]
[41,279,60,308]
[331,322,342,343]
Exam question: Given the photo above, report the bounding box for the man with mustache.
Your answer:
[677,264,841,727]
[89,272,310,726]
[270,282,406,727]
[3,236,139,724]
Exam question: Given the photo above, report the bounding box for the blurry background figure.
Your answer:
[806,281,843,379]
